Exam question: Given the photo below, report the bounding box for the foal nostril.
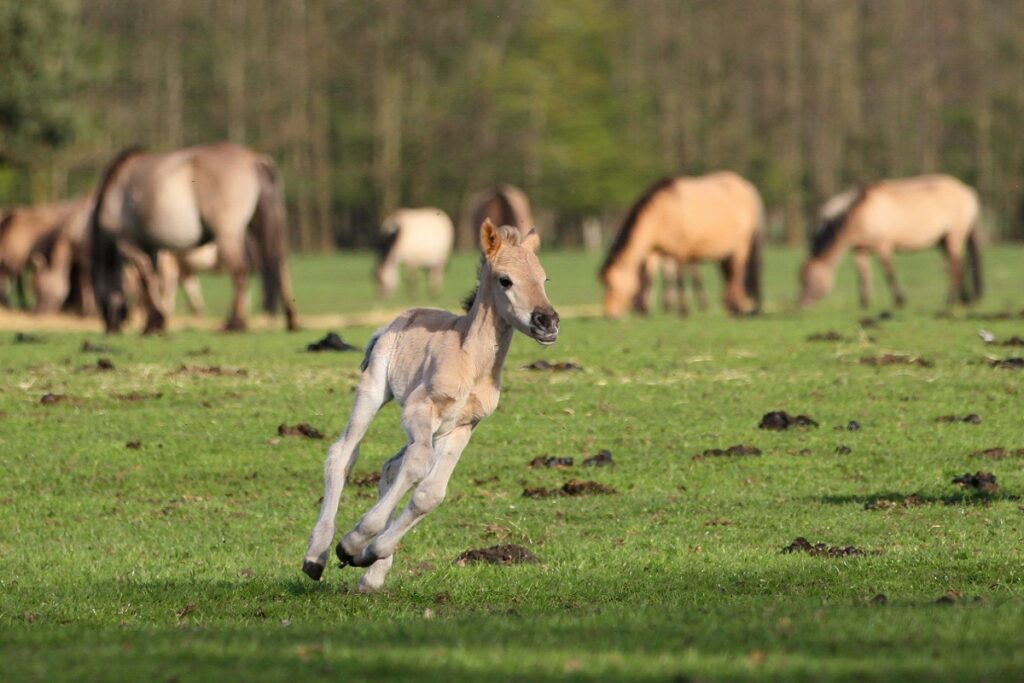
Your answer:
[531,309,559,332]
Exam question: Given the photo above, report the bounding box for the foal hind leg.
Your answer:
[356,451,405,593]
[427,264,444,298]
[359,425,473,567]
[338,395,436,566]
[120,243,167,333]
[303,361,390,580]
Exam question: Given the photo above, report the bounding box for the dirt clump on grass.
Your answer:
[835,445,853,455]
[523,479,618,498]
[454,544,538,566]
[972,447,1024,460]
[126,440,141,449]
[175,364,248,377]
[529,456,574,469]
[759,411,818,430]
[113,391,163,402]
[13,332,44,344]
[278,423,325,439]
[583,449,614,466]
[523,359,583,372]
[860,354,933,368]
[81,340,115,353]
[40,393,75,405]
[694,444,762,460]
[349,471,381,487]
[990,357,1024,369]
[935,590,984,605]
[307,332,358,352]
[807,331,847,342]
[936,414,982,424]
[952,471,999,493]
[782,537,867,557]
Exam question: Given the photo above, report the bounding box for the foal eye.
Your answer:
[498,276,513,289]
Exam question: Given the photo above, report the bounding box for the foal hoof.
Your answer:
[302,559,325,581]
[336,542,356,567]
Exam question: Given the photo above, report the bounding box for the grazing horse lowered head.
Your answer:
[601,171,764,318]
[303,219,559,592]
[376,207,455,299]
[799,174,982,308]
[90,143,298,333]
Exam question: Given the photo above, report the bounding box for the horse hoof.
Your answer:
[302,560,324,581]
[336,542,356,567]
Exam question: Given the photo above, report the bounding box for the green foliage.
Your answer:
[2,247,1024,680]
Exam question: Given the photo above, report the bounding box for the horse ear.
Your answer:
[522,228,540,253]
[480,218,502,261]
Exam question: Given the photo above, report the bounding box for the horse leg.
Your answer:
[182,272,206,316]
[158,253,179,317]
[661,258,682,315]
[303,359,390,580]
[854,249,873,309]
[723,252,750,314]
[356,425,473,570]
[877,249,906,308]
[338,395,437,567]
[404,265,418,299]
[633,258,653,315]
[356,450,405,593]
[692,265,708,312]
[119,244,166,333]
[427,264,444,298]
[15,270,29,310]
[217,239,248,331]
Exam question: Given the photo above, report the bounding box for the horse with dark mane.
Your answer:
[89,143,298,333]
[799,175,982,308]
[601,172,764,317]
[468,184,534,243]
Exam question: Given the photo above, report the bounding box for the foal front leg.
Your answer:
[358,425,474,568]
[337,397,437,566]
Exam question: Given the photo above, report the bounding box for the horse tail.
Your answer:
[251,156,298,328]
[90,146,142,332]
[964,217,983,303]
[744,220,764,314]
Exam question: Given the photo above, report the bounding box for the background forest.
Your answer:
[3,0,1024,249]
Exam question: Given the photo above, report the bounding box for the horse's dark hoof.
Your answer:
[336,542,356,567]
[302,559,324,581]
[223,319,247,333]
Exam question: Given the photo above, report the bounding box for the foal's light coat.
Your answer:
[303,220,559,591]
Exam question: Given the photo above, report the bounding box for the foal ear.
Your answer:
[480,218,502,261]
[522,228,540,253]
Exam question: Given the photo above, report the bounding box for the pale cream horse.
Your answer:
[799,175,982,307]
[376,207,455,298]
[303,219,559,592]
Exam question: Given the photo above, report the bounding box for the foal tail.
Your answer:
[251,156,299,330]
[744,222,764,314]
[963,221,983,303]
[90,146,143,332]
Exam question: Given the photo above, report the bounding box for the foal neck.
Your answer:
[462,273,514,379]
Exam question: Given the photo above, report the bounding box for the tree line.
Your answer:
[3,0,1024,249]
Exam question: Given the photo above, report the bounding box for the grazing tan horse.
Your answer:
[0,197,92,313]
[468,184,534,241]
[302,219,559,592]
[799,175,982,308]
[601,172,764,317]
[90,143,298,333]
[634,253,707,316]
[376,207,455,298]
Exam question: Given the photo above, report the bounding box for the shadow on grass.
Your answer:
[814,491,1021,507]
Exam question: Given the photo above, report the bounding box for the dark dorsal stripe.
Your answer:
[601,177,677,276]
[810,187,870,257]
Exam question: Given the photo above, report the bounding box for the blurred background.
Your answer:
[2,0,1024,250]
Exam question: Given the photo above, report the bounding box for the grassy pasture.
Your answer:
[2,246,1024,681]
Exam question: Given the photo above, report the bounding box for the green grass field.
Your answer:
[2,247,1024,681]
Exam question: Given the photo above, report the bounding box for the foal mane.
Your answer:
[600,177,677,277]
[810,187,869,257]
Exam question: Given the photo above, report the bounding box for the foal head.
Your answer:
[478,219,559,345]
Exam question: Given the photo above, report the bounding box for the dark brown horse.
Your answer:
[467,185,534,245]
[90,143,298,333]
